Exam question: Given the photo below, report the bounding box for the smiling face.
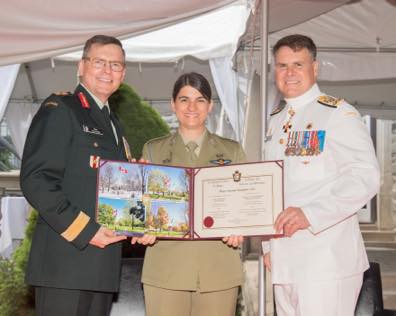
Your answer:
[171,85,213,135]
[274,46,318,99]
[78,43,125,103]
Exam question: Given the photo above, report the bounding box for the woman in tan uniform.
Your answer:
[141,72,245,316]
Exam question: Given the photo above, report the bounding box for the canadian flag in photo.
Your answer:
[118,166,128,174]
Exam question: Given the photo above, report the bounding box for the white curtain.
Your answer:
[209,56,241,141]
[0,64,20,122]
[5,102,40,158]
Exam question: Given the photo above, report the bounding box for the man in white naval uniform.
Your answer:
[263,34,380,316]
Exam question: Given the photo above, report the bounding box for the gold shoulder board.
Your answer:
[270,101,286,116]
[317,95,343,108]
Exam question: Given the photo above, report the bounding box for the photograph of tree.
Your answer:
[96,160,190,237]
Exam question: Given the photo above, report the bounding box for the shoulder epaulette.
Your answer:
[208,131,237,143]
[54,91,72,96]
[44,101,59,108]
[270,101,286,116]
[146,134,172,145]
[317,95,343,108]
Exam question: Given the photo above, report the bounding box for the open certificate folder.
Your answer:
[95,160,284,239]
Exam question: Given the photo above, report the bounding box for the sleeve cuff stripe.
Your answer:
[61,211,90,242]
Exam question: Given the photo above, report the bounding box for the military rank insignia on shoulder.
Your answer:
[54,91,72,96]
[44,101,58,108]
[270,100,286,116]
[317,95,343,108]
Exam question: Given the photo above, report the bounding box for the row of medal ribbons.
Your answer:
[284,130,326,156]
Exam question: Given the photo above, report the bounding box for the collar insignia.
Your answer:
[78,92,90,109]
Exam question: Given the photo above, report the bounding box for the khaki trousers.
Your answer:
[274,273,363,316]
[143,284,239,316]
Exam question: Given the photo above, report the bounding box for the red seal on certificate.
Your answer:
[203,216,214,228]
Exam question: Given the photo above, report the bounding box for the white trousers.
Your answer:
[274,274,363,316]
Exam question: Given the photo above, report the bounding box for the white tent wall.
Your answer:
[1,0,253,157]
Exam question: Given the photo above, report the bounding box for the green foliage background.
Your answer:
[0,210,37,316]
[109,83,170,159]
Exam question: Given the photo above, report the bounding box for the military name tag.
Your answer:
[82,125,104,136]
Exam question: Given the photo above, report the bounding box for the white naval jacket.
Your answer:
[264,84,380,284]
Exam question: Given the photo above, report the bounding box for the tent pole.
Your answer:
[24,63,38,103]
[259,1,268,316]
[260,0,268,162]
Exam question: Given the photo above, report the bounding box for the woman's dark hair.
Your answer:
[172,72,212,102]
[273,34,317,60]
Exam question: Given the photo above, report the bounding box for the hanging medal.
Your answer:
[295,131,302,156]
[300,131,309,156]
[284,132,292,156]
[289,131,297,156]
[312,131,320,155]
[317,130,326,153]
[282,108,295,133]
[307,131,314,156]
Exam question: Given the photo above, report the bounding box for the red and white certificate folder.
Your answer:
[96,159,284,239]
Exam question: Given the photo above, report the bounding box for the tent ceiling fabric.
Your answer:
[57,2,252,63]
[1,0,353,66]
[267,0,350,33]
[0,0,237,66]
[271,0,396,49]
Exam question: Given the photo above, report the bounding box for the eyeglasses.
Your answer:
[83,57,125,72]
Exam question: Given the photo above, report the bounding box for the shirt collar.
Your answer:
[80,83,109,110]
[284,83,321,109]
[179,129,207,149]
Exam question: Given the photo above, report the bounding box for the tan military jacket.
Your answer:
[141,130,246,292]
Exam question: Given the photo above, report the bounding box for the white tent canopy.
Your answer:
[270,0,396,81]
[0,0,239,66]
[0,0,349,66]
[1,0,253,157]
[57,3,251,63]
[4,0,394,159]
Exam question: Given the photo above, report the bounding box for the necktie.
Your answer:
[186,141,198,162]
[102,106,118,144]
[102,106,112,128]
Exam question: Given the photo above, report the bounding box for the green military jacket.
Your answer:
[20,84,127,292]
[141,130,246,292]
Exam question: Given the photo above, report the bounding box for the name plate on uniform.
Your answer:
[95,160,284,239]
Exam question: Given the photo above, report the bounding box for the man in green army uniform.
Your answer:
[141,72,245,316]
[20,35,153,316]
